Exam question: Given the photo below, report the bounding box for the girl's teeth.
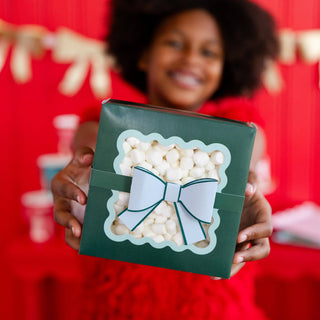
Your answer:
[173,73,199,86]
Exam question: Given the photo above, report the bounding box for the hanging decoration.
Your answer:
[0,19,112,98]
[297,30,320,63]
[1,18,320,96]
[52,27,112,98]
[0,19,47,83]
[278,29,297,64]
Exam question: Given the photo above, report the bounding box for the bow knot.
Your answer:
[164,182,180,202]
[118,166,218,245]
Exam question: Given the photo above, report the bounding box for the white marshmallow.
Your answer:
[155,161,169,176]
[155,215,167,224]
[116,218,125,225]
[119,163,132,176]
[121,157,133,168]
[165,149,180,164]
[114,224,130,235]
[181,169,189,178]
[148,212,157,220]
[205,160,215,171]
[142,226,155,237]
[170,161,179,168]
[166,167,183,182]
[132,224,144,234]
[146,149,163,166]
[139,161,153,171]
[154,201,168,214]
[151,223,167,235]
[157,144,175,152]
[156,202,173,218]
[130,149,145,165]
[137,141,151,152]
[122,141,132,154]
[180,157,194,170]
[153,234,165,243]
[173,233,184,246]
[165,204,175,217]
[189,166,205,178]
[166,219,177,235]
[179,148,194,157]
[164,233,172,241]
[150,168,160,177]
[181,176,195,184]
[193,150,209,167]
[208,168,219,180]
[144,217,155,226]
[117,192,130,206]
[211,151,224,165]
[126,137,140,147]
[152,146,166,157]
[113,203,124,214]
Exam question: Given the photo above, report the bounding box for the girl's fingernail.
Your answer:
[246,183,254,194]
[72,227,81,238]
[236,256,244,263]
[238,234,247,242]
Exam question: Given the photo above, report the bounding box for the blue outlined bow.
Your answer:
[118,166,218,245]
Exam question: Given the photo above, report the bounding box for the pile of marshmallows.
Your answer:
[111,137,225,247]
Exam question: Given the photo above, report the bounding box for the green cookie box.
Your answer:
[79,99,256,278]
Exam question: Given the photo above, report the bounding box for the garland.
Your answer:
[1,19,320,97]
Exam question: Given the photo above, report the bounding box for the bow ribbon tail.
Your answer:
[118,202,161,231]
[174,203,206,245]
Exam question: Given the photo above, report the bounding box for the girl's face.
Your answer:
[139,9,224,111]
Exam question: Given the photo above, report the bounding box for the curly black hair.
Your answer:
[107,0,279,99]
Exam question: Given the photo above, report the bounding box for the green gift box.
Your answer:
[79,99,256,278]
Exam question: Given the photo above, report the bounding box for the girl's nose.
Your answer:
[181,45,200,65]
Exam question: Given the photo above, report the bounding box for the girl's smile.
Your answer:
[168,69,203,90]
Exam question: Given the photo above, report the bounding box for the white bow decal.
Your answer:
[118,166,218,245]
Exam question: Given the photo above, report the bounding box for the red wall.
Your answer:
[254,0,320,206]
[1,0,320,318]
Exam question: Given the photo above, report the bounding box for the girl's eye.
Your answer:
[165,39,183,49]
[201,48,220,58]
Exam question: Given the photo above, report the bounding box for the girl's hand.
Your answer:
[51,147,94,251]
[231,171,273,276]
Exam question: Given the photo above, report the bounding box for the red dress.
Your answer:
[76,97,268,320]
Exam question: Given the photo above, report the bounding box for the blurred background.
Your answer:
[1,0,320,319]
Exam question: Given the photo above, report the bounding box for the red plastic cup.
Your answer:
[53,114,80,155]
[21,190,55,243]
[37,153,71,190]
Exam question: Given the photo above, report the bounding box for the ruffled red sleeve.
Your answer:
[198,97,264,127]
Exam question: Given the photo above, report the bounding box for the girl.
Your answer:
[52,0,278,318]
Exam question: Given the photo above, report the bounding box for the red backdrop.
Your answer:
[1,0,320,319]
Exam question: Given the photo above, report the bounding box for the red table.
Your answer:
[5,234,84,320]
[5,233,320,320]
[255,241,320,320]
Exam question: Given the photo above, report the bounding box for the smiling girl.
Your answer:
[51,0,279,318]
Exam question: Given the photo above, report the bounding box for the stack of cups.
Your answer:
[21,190,55,243]
[37,153,72,190]
[37,114,79,190]
[21,114,79,243]
[53,114,80,155]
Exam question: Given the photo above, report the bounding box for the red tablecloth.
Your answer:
[5,234,320,320]
[5,235,83,320]
[255,241,320,320]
